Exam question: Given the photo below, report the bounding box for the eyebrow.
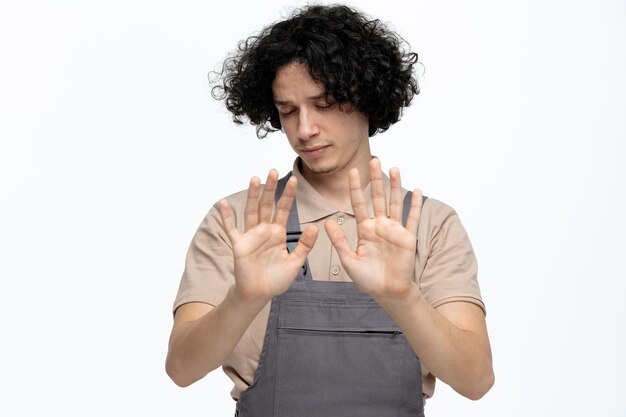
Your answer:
[274,93,327,105]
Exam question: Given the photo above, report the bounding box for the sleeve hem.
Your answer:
[429,294,486,316]
[172,294,220,314]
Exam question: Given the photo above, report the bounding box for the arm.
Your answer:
[325,159,494,400]
[380,291,493,400]
[166,294,267,387]
[166,170,318,387]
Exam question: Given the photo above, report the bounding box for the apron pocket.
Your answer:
[275,327,422,417]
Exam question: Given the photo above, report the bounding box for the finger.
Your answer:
[243,176,261,231]
[405,188,423,237]
[324,219,356,263]
[218,199,241,245]
[273,175,297,226]
[288,224,319,264]
[369,158,387,218]
[388,167,402,222]
[258,169,278,224]
[349,169,370,224]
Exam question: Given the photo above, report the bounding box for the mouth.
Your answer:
[300,145,329,159]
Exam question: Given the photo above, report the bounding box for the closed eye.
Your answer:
[316,102,336,111]
[278,107,296,116]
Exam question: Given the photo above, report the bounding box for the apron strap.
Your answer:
[402,191,412,227]
[276,172,310,280]
[401,192,429,220]
[275,172,301,248]
[402,192,429,245]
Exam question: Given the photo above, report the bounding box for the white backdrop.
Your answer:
[1,0,625,415]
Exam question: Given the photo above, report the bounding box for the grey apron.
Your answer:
[235,173,426,417]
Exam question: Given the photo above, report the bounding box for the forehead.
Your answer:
[272,62,325,100]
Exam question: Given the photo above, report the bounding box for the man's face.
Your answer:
[272,62,371,181]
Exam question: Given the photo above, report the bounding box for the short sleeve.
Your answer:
[172,203,236,313]
[416,198,485,314]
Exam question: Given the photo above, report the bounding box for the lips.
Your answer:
[300,145,329,159]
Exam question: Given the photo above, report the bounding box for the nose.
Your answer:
[297,108,319,140]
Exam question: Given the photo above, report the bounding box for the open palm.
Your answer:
[325,159,422,302]
[219,170,318,303]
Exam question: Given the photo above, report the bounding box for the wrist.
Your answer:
[375,281,422,311]
[229,284,271,311]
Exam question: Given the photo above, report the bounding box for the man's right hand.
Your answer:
[166,170,318,387]
[218,169,319,305]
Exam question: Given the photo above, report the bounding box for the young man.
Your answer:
[166,5,494,416]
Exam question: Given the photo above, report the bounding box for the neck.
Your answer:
[299,153,372,210]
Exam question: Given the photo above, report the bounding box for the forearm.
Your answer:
[378,285,494,400]
[166,285,269,387]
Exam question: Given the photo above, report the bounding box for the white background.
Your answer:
[1,0,625,415]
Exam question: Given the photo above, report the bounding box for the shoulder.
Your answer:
[421,196,457,220]
[415,195,474,260]
[201,187,251,229]
[182,188,251,256]
[416,195,460,236]
[216,188,250,213]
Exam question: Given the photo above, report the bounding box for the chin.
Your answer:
[311,166,339,175]
[302,161,339,176]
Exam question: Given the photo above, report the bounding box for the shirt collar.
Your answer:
[291,158,391,223]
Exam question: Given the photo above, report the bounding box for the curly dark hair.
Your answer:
[211,4,420,138]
